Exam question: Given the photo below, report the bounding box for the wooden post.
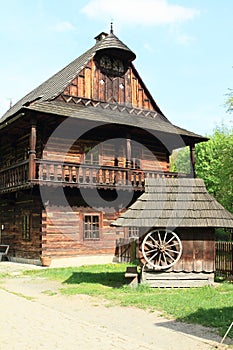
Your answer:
[126,137,131,168]
[29,119,37,180]
[189,144,196,178]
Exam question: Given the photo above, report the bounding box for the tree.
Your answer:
[170,147,191,174]
[225,88,233,113]
[170,125,233,213]
[195,125,233,213]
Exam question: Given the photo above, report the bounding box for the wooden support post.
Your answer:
[126,137,131,168]
[189,144,196,178]
[29,119,37,180]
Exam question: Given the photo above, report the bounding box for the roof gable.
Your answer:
[0,31,164,124]
[60,58,164,114]
[0,30,208,145]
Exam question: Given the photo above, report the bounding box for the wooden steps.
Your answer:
[140,271,215,288]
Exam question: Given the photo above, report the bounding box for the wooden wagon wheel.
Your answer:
[141,229,182,270]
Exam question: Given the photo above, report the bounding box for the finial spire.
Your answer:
[110,22,114,34]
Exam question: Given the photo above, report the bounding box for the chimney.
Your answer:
[94,32,108,43]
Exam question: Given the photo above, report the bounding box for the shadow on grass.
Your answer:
[63,271,126,288]
[155,307,233,343]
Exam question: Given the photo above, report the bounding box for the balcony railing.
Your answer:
[0,159,189,192]
[36,160,187,189]
[0,160,29,192]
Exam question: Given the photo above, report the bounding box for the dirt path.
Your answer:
[0,262,231,350]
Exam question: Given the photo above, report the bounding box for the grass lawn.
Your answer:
[23,263,233,338]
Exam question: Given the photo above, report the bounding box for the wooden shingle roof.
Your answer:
[24,100,206,142]
[0,32,135,124]
[0,31,207,144]
[113,178,233,228]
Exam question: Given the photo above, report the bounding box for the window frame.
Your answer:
[22,213,31,241]
[83,214,101,240]
[84,145,99,165]
[128,226,140,238]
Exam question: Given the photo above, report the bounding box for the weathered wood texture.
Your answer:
[63,59,155,110]
[0,133,29,169]
[116,237,139,263]
[41,205,124,258]
[215,241,233,277]
[41,137,169,171]
[140,271,215,287]
[0,190,128,260]
[137,228,215,273]
[0,193,42,259]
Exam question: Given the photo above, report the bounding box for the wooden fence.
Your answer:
[215,241,233,278]
[116,238,138,263]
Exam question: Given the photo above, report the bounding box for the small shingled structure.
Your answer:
[113,177,233,229]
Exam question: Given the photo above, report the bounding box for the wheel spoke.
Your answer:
[150,235,159,246]
[158,232,162,245]
[144,248,158,255]
[165,248,179,255]
[145,242,158,249]
[165,236,176,245]
[158,253,162,266]
[163,231,168,244]
[148,251,160,263]
[162,253,167,265]
[164,251,176,261]
[168,241,180,247]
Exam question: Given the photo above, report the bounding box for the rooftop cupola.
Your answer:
[94,24,136,77]
[94,24,136,63]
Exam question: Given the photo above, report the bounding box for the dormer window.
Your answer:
[97,55,126,77]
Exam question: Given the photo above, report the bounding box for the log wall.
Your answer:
[41,137,169,172]
[0,189,127,260]
[41,205,124,258]
[0,192,42,259]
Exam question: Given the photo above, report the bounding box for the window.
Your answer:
[84,215,100,240]
[128,226,139,238]
[22,214,31,240]
[84,145,99,164]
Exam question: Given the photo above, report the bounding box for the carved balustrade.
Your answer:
[0,160,29,191]
[0,159,187,192]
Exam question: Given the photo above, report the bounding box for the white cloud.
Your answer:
[51,21,76,33]
[81,0,199,25]
[143,43,155,52]
[169,26,196,45]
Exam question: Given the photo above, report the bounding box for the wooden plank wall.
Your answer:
[63,59,155,111]
[41,205,124,258]
[41,136,169,172]
[0,133,29,168]
[168,228,215,273]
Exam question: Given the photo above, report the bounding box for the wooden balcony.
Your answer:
[0,159,189,193]
[0,160,29,192]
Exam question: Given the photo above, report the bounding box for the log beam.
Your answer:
[29,119,37,180]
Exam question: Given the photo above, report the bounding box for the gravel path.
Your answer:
[0,262,231,350]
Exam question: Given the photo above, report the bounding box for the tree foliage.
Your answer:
[225,88,233,113]
[170,147,191,174]
[195,125,233,213]
[170,125,233,213]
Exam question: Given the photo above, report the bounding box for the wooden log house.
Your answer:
[0,27,216,266]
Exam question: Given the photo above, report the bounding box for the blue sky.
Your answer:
[0,0,232,136]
